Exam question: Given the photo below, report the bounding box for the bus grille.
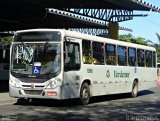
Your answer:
[24,90,42,95]
[19,78,47,83]
[22,85,45,88]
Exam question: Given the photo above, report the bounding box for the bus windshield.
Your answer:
[11,43,61,78]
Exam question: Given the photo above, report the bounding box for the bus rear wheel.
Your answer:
[131,81,138,98]
[79,82,90,105]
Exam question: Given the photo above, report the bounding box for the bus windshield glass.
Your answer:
[14,31,61,42]
[11,43,61,78]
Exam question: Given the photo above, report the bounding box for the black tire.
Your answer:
[16,98,32,105]
[131,81,138,98]
[79,82,90,105]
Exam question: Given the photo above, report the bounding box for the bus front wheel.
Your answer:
[131,81,138,98]
[79,82,90,105]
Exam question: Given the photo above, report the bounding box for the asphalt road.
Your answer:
[0,85,160,121]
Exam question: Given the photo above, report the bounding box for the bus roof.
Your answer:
[16,29,156,51]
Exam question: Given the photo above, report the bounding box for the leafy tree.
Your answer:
[119,34,131,42]
[135,37,147,45]
[118,34,148,45]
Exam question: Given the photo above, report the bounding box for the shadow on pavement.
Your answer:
[0,80,9,93]
[138,90,154,96]
[14,89,155,107]
[90,90,154,104]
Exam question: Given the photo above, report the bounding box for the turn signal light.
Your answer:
[47,92,57,96]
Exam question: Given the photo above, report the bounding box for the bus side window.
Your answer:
[137,49,145,67]
[145,50,152,67]
[82,40,92,64]
[128,47,136,66]
[117,46,127,66]
[92,42,104,65]
[64,42,80,71]
[105,44,116,65]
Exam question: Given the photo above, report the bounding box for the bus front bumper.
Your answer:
[9,85,62,100]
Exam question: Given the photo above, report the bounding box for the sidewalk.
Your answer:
[0,80,17,105]
[0,92,17,105]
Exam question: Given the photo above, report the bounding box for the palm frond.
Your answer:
[156,33,160,45]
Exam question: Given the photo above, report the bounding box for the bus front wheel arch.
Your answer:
[79,82,90,105]
[131,80,138,98]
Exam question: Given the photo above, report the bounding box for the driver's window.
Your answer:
[64,41,80,71]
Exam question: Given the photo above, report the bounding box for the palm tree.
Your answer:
[156,33,160,62]
[156,33,160,45]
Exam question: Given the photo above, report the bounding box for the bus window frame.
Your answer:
[128,47,136,67]
[137,49,145,67]
[105,43,117,65]
[92,41,105,65]
[82,40,92,64]
[64,39,81,72]
[117,45,127,66]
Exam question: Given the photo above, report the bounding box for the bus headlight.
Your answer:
[46,78,61,89]
[48,80,58,89]
[10,75,21,88]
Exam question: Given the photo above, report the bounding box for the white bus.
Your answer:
[9,29,157,105]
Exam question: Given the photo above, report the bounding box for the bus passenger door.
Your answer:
[62,39,81,99]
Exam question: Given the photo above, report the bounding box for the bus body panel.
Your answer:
[61,71,81,99]
[79,65,156,96]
